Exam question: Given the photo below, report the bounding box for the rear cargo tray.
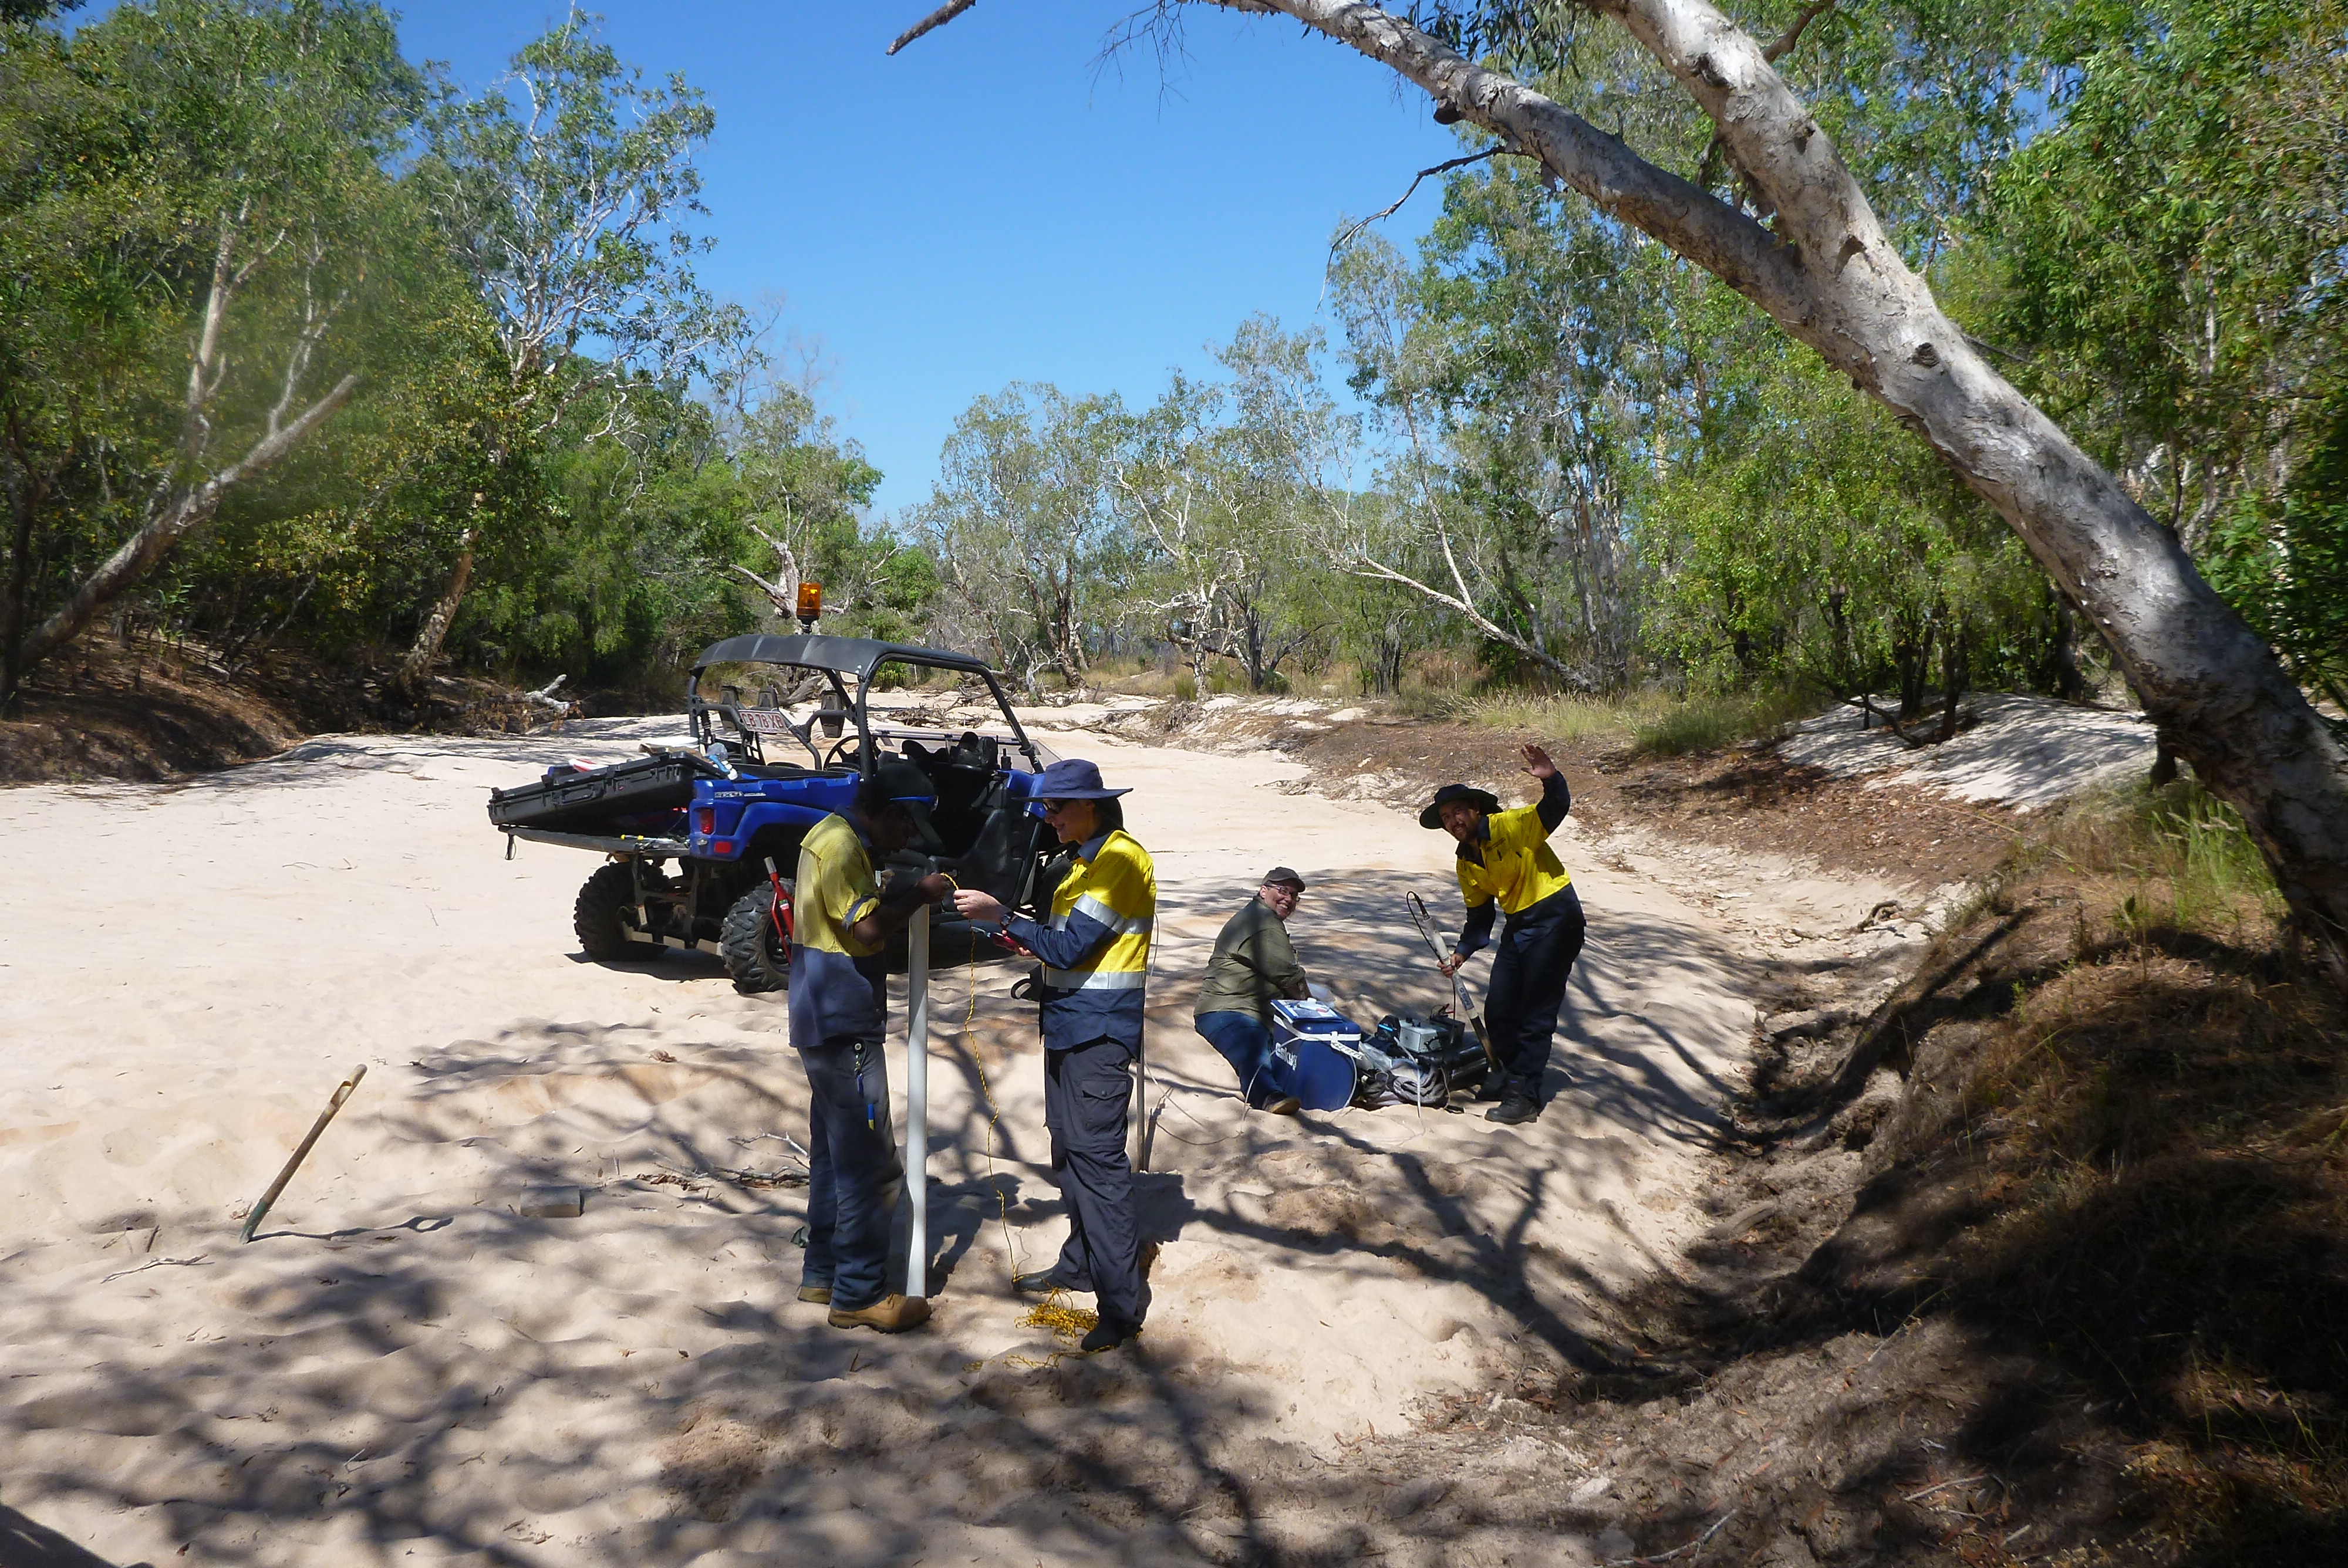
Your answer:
[488,753,713,830]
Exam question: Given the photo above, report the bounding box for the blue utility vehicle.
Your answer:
[489,633,1063,992]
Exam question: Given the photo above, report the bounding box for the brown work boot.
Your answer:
[1260,1096,1303,1116]
[797,1283,832,1305]
[828,1293,932,1333]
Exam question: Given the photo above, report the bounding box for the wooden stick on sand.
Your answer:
[239,1064,367,1243]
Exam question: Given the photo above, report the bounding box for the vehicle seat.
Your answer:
[903,736,997,854]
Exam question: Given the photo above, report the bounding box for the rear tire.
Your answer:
[574,862,660,962]
[720,883,791,995]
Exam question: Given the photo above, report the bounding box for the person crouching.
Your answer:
[1192,867,1313,1114]
[791,760,953,1332]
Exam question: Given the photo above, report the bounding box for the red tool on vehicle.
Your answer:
[763,856,794,949]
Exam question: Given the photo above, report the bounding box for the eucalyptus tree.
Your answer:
[1121,320,1344,691]
[1986,0,2348,710]
[916,384,1129,691]
[886,0,2348,974]
[0,0,421,712]
[1330,232,1627,689]
[394,12,731,691]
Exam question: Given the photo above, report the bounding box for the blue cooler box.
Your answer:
[1265,999,1361,1111]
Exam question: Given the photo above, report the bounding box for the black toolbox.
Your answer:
[487,753,715,831]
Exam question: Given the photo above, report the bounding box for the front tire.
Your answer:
[720,883,791,994]
[574,862,660,962]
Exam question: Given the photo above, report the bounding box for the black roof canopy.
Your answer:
[690,633,994,682]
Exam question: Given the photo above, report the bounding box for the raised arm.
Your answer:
[1523,744,1571,833]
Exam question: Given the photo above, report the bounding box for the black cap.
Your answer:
[1419,783,1502,830]
[1262,867,1306,891]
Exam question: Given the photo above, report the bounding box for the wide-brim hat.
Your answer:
[1419,782,1502,830]
[1034,758,1131,800]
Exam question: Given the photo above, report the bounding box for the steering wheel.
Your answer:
[824,737,863,770]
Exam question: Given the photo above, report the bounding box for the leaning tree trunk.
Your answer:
[1222,0,2348,974]
[397,528,476,694]
[7,374,359,708]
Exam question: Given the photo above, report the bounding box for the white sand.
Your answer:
[1779,692,2157,811]
[0,725,1900,1565]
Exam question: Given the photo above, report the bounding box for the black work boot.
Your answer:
[1486,1091,1540,1125]
[1013,1268,1090,1296]
[1079,1314,1142,1354]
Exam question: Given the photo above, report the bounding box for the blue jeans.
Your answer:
[797,1035,900,1312]
[1196,1011,1279,1107]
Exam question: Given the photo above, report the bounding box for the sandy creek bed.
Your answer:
[0,719,1914,1566]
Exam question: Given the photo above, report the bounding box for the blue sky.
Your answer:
[384,1,1462,517]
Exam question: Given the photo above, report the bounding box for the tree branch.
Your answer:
[886,0,980,55]
[1762,0,1840,62]
[16,374,360,675]
[1698,0,1843,189]
[1330,147,1510,259]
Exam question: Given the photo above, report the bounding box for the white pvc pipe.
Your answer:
[905,903,930,1300]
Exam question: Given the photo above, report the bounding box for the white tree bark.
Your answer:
[1202,0,2348,972]
[8,214,359,697]
[14,374,359,682]
[731,519,807,620]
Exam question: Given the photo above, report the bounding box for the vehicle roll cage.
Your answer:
[685,633,1044,774]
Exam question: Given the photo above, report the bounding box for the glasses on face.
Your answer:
[1041,799,1075,816]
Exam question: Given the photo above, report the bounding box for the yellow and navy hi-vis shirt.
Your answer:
[788,812,889,1046]
[1004,827,1156,1053]
[1455,772,1574,954]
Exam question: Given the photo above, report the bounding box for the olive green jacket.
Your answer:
[1192,895,1307,1022]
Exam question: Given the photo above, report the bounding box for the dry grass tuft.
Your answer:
[1925,825,2348,1563]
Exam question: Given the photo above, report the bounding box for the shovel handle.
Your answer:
[239,1065,367,1244]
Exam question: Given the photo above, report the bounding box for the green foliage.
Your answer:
[1979,0,2348,705]
[1,2,889,706]
[1333,133,2049,710]
[1118,317,1350,691]
[915,383,1131,690]
[2202,391,2348,715]
[1628,685,1820,759]
[415,14,726,403]
[1985,0,2348,542]
[1,0,438,698]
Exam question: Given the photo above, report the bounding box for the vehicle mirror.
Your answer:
[820,710,845,738]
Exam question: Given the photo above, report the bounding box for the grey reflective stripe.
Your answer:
[1065,893,1152,935]
[1041,967,1148,991]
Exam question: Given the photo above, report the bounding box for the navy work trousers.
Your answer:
[797,1033,901,1313]
[1043,1036,1149,1329]
[1482,886,1587,1103]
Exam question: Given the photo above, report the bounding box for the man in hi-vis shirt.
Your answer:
[791,760,952,1333]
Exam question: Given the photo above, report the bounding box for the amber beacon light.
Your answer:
[795,580,822,629]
